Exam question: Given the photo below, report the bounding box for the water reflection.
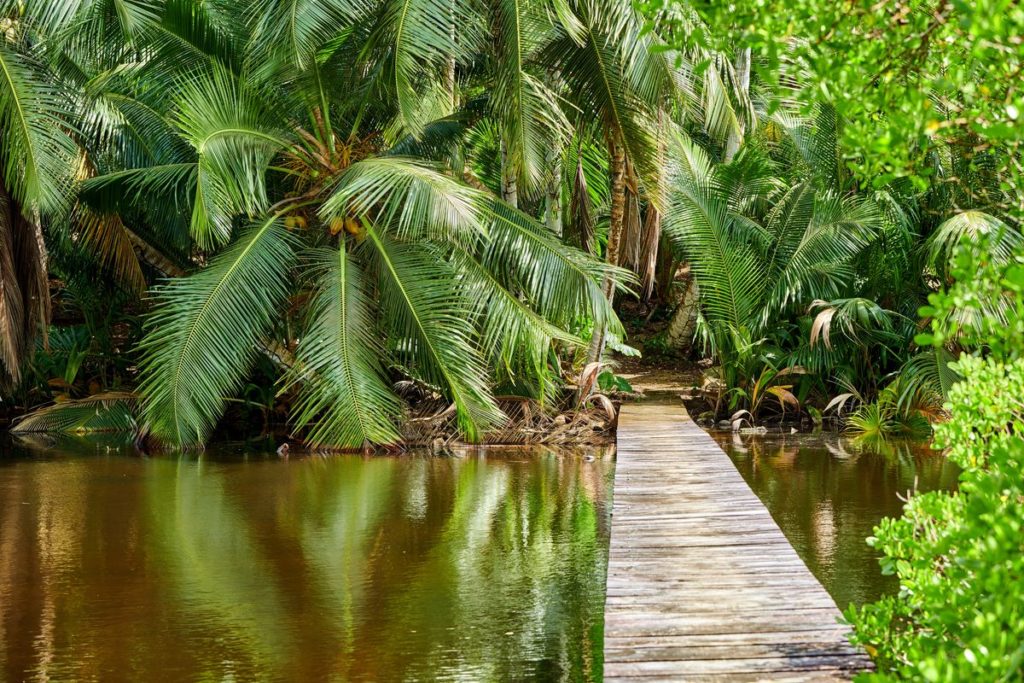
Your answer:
[712,432,959,610]
[0,442,613,682]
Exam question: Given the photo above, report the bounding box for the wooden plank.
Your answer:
[604,401,873,681]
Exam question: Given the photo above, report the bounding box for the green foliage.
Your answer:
[0,0,647,447]
[645,0,1024,197]
[10,391,139,434]
[597,370,632,393]
[847,245,1024,681]
[138,217,297,445]
[845,381,932,440]
[286,247,403,448]
[661,130,882,412]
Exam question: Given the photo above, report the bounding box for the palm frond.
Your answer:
[490,0,570,194]
[361,0,482,136]
[0,44,78,213]
[79,162,197,213]
[567,153,596,252]
[808,298,896,350]
[762,190,879,316]
[453,247,582,396]
[11,392,140,434]
[662,135,765,334]
[288,246,403,448]
[245,0,364,70]
[927,210,1022,271]
[547,8,661,197]
[896,347,960,411]
[76,205,147,293]
[138,216,297,446]
[364,223,502,440]
[321,157,486,244]
[173,66,291,248]
[481,196,626,337]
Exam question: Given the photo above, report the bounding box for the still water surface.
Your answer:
[0,438,612,682]
[713,432,960,609]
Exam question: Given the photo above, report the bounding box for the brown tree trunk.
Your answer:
[587,136,626,364]
[665,270,700,353]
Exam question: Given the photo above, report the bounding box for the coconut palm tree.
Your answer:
[71,0,623,449]
[0,4,80,387]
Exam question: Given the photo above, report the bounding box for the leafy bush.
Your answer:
[845,379,932,438]
[847,247,1024,681]
[597,370,633,393]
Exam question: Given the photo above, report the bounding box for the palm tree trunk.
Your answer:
[544,145,562,235]
[25,211,50,351]
[586,136,626,364]
[638,205,660,300]
[723,47,751,163]
[665,270,700,352]
[500,137,518,209]
[125,228,185,277]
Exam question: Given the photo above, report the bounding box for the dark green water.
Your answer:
[712,432,960,610]
[0,438,613,682]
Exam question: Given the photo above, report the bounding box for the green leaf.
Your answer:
[138,216,297,446]
[288,246,403,448]
[364,222,502,440]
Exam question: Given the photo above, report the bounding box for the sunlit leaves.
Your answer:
[138,217,297,446]
[364,224,502,440]
[174,67,290,248]
[288,246,402,448]
[0,45,77,212]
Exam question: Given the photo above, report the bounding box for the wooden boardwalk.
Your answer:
[604,401,872,682]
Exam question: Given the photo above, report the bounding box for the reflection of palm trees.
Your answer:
[1,448,611,682]
[714,432,958,608]
[148,459,293,678]
[334,450,612,681]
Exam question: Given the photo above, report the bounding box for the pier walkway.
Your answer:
[603,401,873,681]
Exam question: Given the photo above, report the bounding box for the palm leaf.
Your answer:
[0,44,78,212]
[481,196,625,337]
[321,157,487,245]
[245,0,364,70]
[288,246,403,448]
[173,66,291,248]
[896,347,960,411]
[490,0,570,193]
[928,210,1022,271]
[662,135,765,334]
[11,392,140,434]
[546,5,661,198]
[364,222,502,440]
[453,247,582,394]
[138,216,297,446]
[76,205,147,293]
[361,0,482,137]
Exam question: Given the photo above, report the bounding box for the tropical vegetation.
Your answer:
[1,0,1023,678]
[847,243,1024,681]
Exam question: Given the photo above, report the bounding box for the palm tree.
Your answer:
[74,1,621,449]
[661,133,881,393]
[0,5,79,387]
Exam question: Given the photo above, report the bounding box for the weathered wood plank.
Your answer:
[604,401,872,681]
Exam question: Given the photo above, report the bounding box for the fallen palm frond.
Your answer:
[11,392,141,434]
